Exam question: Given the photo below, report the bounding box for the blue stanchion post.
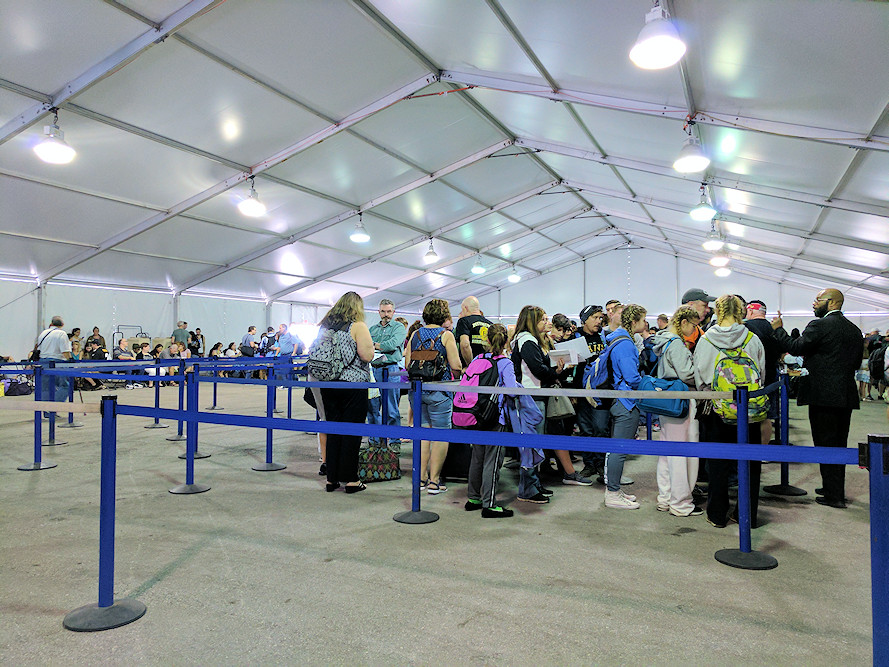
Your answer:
[286,363,293,419]
[145,360,169,429]
[206,367,223,411]
[43,361,67,446]
[179,363,209,460]
[763,374,806,496]
[166,360,187,441]
[64,395,146,631]
[715,386,777,570]
[253,367,285,471]
[867,434,889,665]
[58,368,83,429]
[272,363,283,414]
[646,411,653,440]
[19,365,56,471]
[170,372,210,495]
[393,380,439,524]
[381,367,389,445]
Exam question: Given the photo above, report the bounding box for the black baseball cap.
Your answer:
[681,288,715,303]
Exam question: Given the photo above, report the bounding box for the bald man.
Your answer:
[772,288,863,508]
[455,296,492,365]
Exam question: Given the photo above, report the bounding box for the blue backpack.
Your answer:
[582,335,633,408]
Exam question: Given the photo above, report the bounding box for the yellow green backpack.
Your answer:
[704,331,768,424]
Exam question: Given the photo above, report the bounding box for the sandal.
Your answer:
[345,481,366,494]
[427,481,446,495]
[325,482,340,492]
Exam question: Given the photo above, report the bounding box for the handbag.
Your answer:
[546,383,575,419]
[636,375,689,418]
[29,330,53,362]
[239,344,255,357]
[358,442,401,482]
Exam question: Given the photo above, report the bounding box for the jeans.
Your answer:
[576,399,610,468]
[605,401,639,492]
[518,400,547,498]
[367,364,402,444]
[40,364,70,417]
[420,390,452,430]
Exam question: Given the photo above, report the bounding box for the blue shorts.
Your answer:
[420,390,453,430]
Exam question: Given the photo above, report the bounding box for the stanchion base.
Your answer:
[205,406,224,411]
[178,451,211,460]
[715,548,778,570]
[63,598,147,632]
[169,483,211,494]
[252,462,286,471]
[58,422,84,429]
[165,434,187,441]
[144,422,169,429]
[762,484,807,497]
[272,409,284,414]
[393,510,440,525]
[17,461,57,471]
[43,439,68,446]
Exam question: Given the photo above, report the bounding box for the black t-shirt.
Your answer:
[745,318,781,386]
[570,330,606,388]
[455,314,493,360]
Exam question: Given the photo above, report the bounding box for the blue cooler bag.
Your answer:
[636,375,689,418]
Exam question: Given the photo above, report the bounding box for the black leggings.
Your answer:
[699,412,762,527]
[321,386,367,484]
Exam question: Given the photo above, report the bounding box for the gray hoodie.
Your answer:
[693,323,766,390]
[651,330,695,386]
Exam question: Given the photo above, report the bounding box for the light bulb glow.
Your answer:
[508,270,521,283]
[349,221,370,243]
[714,267,732,277]
[423,241,438,263]
[709,254,730,267]
[702,238,725,251]
[690,194,717,222]
[629,6,687,70]
[237,187,266,217]
[471,257,486,275]
[673,137,710,174]
[34,124,76,164]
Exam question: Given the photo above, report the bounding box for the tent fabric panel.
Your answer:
[370,181,488,232]
[299,214,425,257]
[240,243,363,282]
[838,150,889,208]
[439,152,556,208]
[59,250,212,291]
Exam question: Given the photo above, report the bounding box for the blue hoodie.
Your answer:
[606,327,642,411]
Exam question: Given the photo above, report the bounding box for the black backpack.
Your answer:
[868,343,887,381]
[408,330,448,381]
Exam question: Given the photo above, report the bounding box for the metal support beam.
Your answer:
[264,178,557,301]
[36,73,438,283]
[441,70,889,153]
[0,0,225,145]
[562,180,889,256]
[517,137,889,219]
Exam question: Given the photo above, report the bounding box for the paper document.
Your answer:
[372,351,387,362]
[549,349,572,366]
[551,337,592,365]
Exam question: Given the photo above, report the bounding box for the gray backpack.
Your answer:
[307,324,357,381]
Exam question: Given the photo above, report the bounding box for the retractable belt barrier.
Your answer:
[12,362,887,658]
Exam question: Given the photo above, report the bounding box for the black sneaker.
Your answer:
[464,500,483,511]
[318,462,327,476]
[539,487,554,497]
[517,493,550,504]
[482,506,514,518]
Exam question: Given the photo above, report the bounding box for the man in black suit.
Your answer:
[772,288,863,508]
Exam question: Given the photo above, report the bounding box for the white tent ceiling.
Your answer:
[1,0,888,312]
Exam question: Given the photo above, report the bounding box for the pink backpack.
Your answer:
[452,354,507,430]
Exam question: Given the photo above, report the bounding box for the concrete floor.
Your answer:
[1,383,885,665]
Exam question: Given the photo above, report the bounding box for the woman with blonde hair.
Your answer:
[404,299,462,495]
[316,291,375,493]
[651,305,701,516]
[694,294,766,528]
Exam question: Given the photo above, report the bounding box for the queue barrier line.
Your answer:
[0,400,101,413]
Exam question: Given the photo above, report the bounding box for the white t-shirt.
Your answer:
[37,327,71,360]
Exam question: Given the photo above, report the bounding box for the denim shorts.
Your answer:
[420,390,453,430]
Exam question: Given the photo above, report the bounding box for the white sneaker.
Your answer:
[656,502,669,512]
[605,490,640,509]
[619,489,637,502]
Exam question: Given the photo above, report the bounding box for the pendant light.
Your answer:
[33,110,76,164]
[702,220,725,251]
[423,239,438,263]
[714,267,732,277]
[508,267,521,283]
[629,2,687,70]
[237,176,266,217]
[709,252,730,268]
[349,214,370,243]
[690,185,717,222]
[471,255,486,275]
[673,136,709,174]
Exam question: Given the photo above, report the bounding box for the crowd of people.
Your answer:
[313,287,875,524]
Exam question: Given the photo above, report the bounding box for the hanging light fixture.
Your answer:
[237,176,266,217]
[508,267,521,283]
[673,136,710,174]
[714,266,732,277]
[702,220,725,251]
[690,185,717,222]
[349,213,370,243]
[471,255,486,275]
[423,239,438,263]
[709,252,730,268]
[629,2,687,70]
[33,109,76,164]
